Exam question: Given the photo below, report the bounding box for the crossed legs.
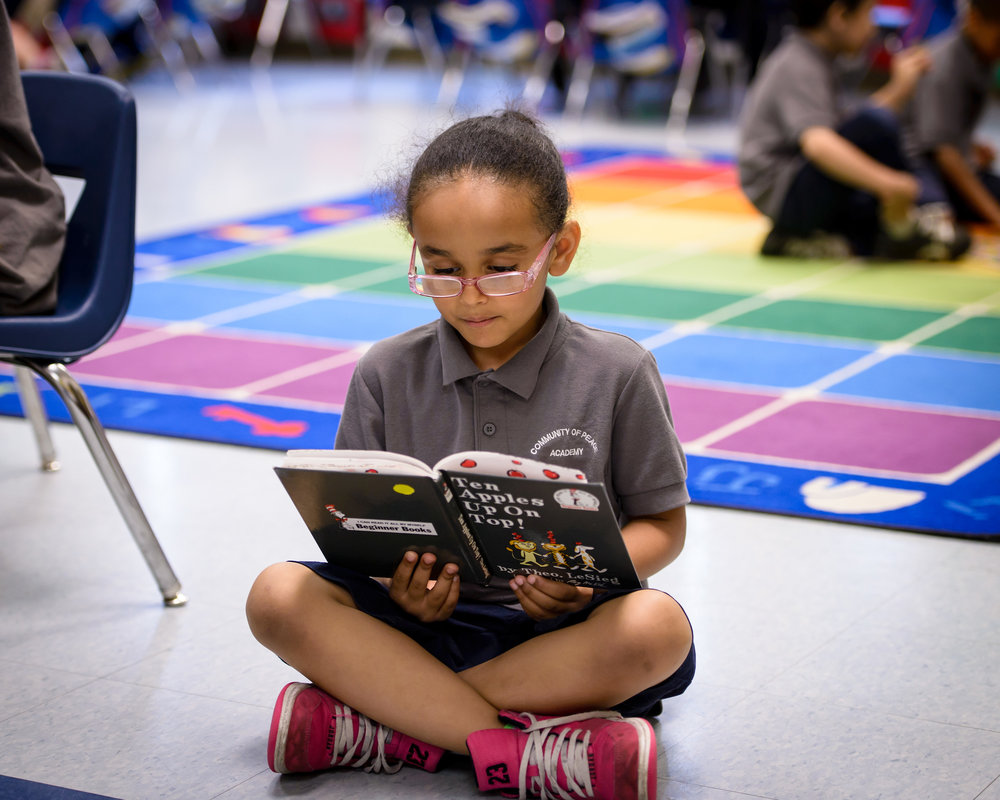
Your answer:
[246,561,692,754]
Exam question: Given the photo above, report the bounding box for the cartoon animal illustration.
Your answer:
[507,537,548,567]
[541,541,569,567]
[572,544,606,573]
[541,530,570,567]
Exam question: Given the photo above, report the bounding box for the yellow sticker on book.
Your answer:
[393,484,416,496]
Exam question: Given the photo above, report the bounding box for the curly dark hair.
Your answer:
[971,0,1000,23]
[790,0,869,30]
[389,109,571,236]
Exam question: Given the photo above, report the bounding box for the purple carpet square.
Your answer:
[104,322,158,344]
[664,381,779,443]
[76,333,352,391]
[709,399,1000,478]
[258,359,359,406]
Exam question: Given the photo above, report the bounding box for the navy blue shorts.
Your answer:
[298,561,696,718]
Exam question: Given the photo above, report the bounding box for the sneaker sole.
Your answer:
[267,682,309,774]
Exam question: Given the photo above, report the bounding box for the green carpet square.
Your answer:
[631,252,836,293]
[922,315,1000,355]
[292,218,408,260]
[191,252,398,285]
[354,276,414,297]
[804,266,1000,310]
[572,241,669,277]
[559,282,749,321]
[724,299,945,341]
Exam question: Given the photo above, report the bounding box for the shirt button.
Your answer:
[482,422,497,436]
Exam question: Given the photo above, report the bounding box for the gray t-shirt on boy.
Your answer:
[903,28,992,164]
[335,289,689,602]
[738,31,843,220]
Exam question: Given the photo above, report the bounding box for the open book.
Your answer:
[275,450,640,590]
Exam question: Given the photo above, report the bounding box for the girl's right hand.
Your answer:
[388,551,460,622]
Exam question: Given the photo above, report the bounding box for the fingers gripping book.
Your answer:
[274,450,641,590]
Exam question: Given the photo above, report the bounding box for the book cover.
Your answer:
[441,465,640,590]
[274,467,490,583]
[275,450,641,590]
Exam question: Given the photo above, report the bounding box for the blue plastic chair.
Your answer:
[564,0,704,137]
[355,1,453,99]
[433,0,563,109]
[0,71,185,607]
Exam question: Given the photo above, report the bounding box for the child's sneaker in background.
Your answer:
[760,228,852,259]
[467,709,657,800]
[874,203,971,261]
[267,682,445,774]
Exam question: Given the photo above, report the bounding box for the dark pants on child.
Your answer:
[915,161,1000,224]
[774,106,920,256]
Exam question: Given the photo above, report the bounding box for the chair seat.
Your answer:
[0,72,137,362]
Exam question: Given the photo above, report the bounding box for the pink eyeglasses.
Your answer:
[409,233,557,298]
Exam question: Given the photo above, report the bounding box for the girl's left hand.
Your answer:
[510,574,594,620]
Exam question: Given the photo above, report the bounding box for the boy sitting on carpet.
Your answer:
[904,0,1000,229]
[737,0,970,260]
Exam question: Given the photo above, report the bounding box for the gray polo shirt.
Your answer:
[738,31,843,220]
[903,28,992,164]
[335,289,689,600]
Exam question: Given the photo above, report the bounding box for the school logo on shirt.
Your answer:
[530,427,600,458]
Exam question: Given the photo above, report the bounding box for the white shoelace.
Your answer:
[514,710,624,800]
[330,703,403,774]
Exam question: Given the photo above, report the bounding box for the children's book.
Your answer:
[274,450,641,590]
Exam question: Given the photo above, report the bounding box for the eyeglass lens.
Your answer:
[413,272,529,297]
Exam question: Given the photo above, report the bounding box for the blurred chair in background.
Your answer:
[355,0,449,98]
[564,0,704,139]
[41,0,226,85]
[434,0,562,109]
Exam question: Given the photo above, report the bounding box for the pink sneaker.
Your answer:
[467,710,657,800]
[267,682,445,774]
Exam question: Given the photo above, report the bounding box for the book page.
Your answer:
[280,449,436,477]
[434,451,588,483]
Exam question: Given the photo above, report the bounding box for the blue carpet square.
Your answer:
[571,312,671,342]
[127,278,288,321]
[829,352,1000,413]
[134,233,245,262]
[222,294,439,344]
[651,331,873,388]
[0,775,120,800]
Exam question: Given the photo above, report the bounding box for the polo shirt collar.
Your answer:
[438,287,566,399]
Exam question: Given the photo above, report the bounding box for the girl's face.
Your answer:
[410,175,576,371]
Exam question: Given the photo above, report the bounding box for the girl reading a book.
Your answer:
[246,109,695,800]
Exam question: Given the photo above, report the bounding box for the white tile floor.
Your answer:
[1,59,999,800]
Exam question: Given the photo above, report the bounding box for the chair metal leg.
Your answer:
[251,0,290,67]
[522,22,565,111]
[42,12,92,74]
[14,365,59,472]
[665,29,705,144]
[564,55,594,119]
[31,361,187,607]
[437,46,472,108]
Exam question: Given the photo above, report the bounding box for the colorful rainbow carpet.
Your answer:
[3,148,999,539]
